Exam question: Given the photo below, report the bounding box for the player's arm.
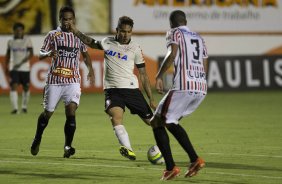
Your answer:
[137,65,156,110]
[39,49,57,60]
[69,23,102,50]
[39,34,57,60]
[14,47,34,69]
[203,58,208,74]
[5,44,10,75]
[155,43,178,94]
[81,51,95,85]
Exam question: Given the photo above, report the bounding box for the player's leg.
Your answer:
[166,123,198,162]
[108,107,136,160]
[165,91,206,177]
[62,84,81,158]
[63,102,77,158]
[9,71,19,114]
[31,110,53,156]
[124,89,153,125]
[20,71,30,113]
[150,91,180,180]
[151,115,180,180]
[30,85,60,156]
[104,89,135,160]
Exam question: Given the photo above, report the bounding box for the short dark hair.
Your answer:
[117,16,134,29]
[169,10,187,26]
[59,6,75,19]
[13,22,24,31]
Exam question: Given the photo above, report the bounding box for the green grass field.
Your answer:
[0,91,282,184]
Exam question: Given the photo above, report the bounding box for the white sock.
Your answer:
[113,125,132,150]
[10,91,18,110]
[22,90,30,109]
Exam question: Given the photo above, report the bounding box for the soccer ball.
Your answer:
[147,145,165,165]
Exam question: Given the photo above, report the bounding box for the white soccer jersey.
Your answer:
[166,26,208,93]
[100,36,145,89]
[7,36,32,72]
[41,27,87,85]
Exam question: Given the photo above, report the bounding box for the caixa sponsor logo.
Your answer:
[105,50,128,61]
[57,46,79,58]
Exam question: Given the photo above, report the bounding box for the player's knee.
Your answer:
[150,115,164,128]
[110,115,123,126]
[65,102,77,116]
[23,84,29,91]
[166,123,178,131]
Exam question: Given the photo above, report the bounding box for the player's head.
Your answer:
[116,16,134,44]
[13,22,25,39]
[169,10,187,28]
[59,6,75,32]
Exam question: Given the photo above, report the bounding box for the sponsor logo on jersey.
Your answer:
[57,46,79,58]
[105,50,128,61]
[12,48,27,52]
[52,67,74,78]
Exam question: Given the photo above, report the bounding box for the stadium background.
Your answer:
[0,0,282,94]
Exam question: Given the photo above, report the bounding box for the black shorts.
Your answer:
[9,71,30,86]
[104,88,153,119]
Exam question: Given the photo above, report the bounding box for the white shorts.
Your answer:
[154,90,206,124]
[43,84,81,112]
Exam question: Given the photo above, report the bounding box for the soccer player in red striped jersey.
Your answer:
[30,6,95,158]
[150,10,208,180]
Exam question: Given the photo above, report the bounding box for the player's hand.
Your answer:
[149,100,157,111]
[155,77,164,94]
[87,70,95,86]
[69,22,78,35]
[48,50,58,59]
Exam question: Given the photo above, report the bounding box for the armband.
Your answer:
[39,50,52,57]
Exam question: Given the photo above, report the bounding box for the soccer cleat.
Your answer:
[185,157,205,177]
[119,146,136,160]
[63,146,75,158]
[22,109,27,113]
[11,109,18,114]
[161,166,181,180]
[30,138,41,156]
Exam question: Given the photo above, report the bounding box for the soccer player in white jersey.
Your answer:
[5,22,33,114]
[150,10,208,180]
[69,16,156,160]
[30,6,95,158]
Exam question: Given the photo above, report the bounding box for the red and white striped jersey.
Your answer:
[41,27,87,85]
[166,26,208,93]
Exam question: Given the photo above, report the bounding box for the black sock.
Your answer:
[167,124,198,162]
[64,116,76,147]
[34,113,49,140]
[153,127,175,171]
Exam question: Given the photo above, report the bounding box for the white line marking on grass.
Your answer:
[0,160,162,171]
[1,149,282,158]
[206,171,282,180]
[207,152,282,158]
[1,160,282,180]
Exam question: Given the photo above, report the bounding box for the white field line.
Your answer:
[1,148,282,158]
[206,152,282,158]
[0,160,282,180]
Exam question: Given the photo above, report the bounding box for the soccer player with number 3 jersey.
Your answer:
[30,6,95,158]
[150,10,208,180]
